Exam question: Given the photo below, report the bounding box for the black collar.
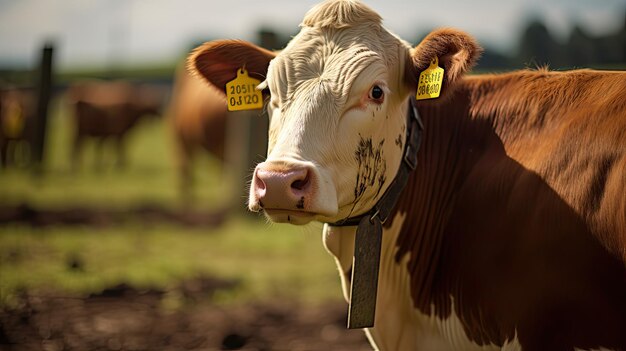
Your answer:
[329,98,424,227]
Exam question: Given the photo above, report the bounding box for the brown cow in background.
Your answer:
[0,87,35,168]
[68,80,164,170]
[168,64,227,199]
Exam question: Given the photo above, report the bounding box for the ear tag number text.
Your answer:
[226,68,263,111]
[416,57,444,100]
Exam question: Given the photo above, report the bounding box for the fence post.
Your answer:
[224,31,275,215]
[31,43,54,174]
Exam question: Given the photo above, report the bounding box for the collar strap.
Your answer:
[329,98,423,227]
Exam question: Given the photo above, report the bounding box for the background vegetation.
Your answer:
[0,99,342,309]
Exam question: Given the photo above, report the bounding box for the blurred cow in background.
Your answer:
[68,80,164,170]
[167,64,228,200]
[0,87,35,168]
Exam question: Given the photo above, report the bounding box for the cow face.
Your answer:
[189,0,479,225]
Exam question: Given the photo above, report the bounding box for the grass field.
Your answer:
[0,98,225,209]
[0,97,344,309]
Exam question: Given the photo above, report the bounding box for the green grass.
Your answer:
[0,96,344,308]
[0,98,228,209]
[56,63,177,84]
[0,219,342,308]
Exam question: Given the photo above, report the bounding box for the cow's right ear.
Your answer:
[187,40,276,93]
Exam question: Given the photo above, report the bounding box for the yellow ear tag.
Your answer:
[2,101,25,138]
[416,57,444,100]
[225,68,263,111]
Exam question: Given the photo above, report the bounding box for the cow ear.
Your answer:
[187,40,276,93]
[408,28,482,98]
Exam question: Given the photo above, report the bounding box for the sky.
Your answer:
[0,0,624,70]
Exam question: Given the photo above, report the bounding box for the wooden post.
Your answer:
[224,107,267,214]
[224,109,253,213]
[31,43,54,174]
[223,30,275,215]
[247,29,273,171]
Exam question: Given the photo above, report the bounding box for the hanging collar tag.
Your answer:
[347,215,383,329]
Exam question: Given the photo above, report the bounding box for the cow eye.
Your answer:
[369,85,384,103]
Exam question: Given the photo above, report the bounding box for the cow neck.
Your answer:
[330,98,424,227]
[327,98,423,329]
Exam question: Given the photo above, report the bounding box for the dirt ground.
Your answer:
[0,278,372,351]
[0,204,230,228]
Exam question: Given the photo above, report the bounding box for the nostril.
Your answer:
[253,170,267,203]
[291,171,310,191]
[254,172,266,191]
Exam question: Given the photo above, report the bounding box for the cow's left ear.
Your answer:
[408,28,482,97]
[187,40,276,93]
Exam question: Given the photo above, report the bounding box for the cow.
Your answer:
[187,0,626,350]
[67,80,163,170]
[0,87,34,168]
[167,63,228,200]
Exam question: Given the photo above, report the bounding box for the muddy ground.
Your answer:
[0,205,372,350]
[0,277,372,351]
[0,204,230,228]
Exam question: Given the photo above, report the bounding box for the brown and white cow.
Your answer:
[188,0,626,349]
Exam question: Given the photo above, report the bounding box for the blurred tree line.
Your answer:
[478,11,626,71]
[2,10,625,88]
[260,11,626,72]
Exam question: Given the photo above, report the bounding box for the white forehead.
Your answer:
[263,0,407,107]
[267,32,381,105]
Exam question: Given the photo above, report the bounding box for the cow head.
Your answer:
[189,0,480,225]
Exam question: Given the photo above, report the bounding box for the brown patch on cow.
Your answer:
[296,197,305,209]
[385,69,626,350]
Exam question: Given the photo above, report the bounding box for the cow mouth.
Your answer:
[262,208,317,225]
